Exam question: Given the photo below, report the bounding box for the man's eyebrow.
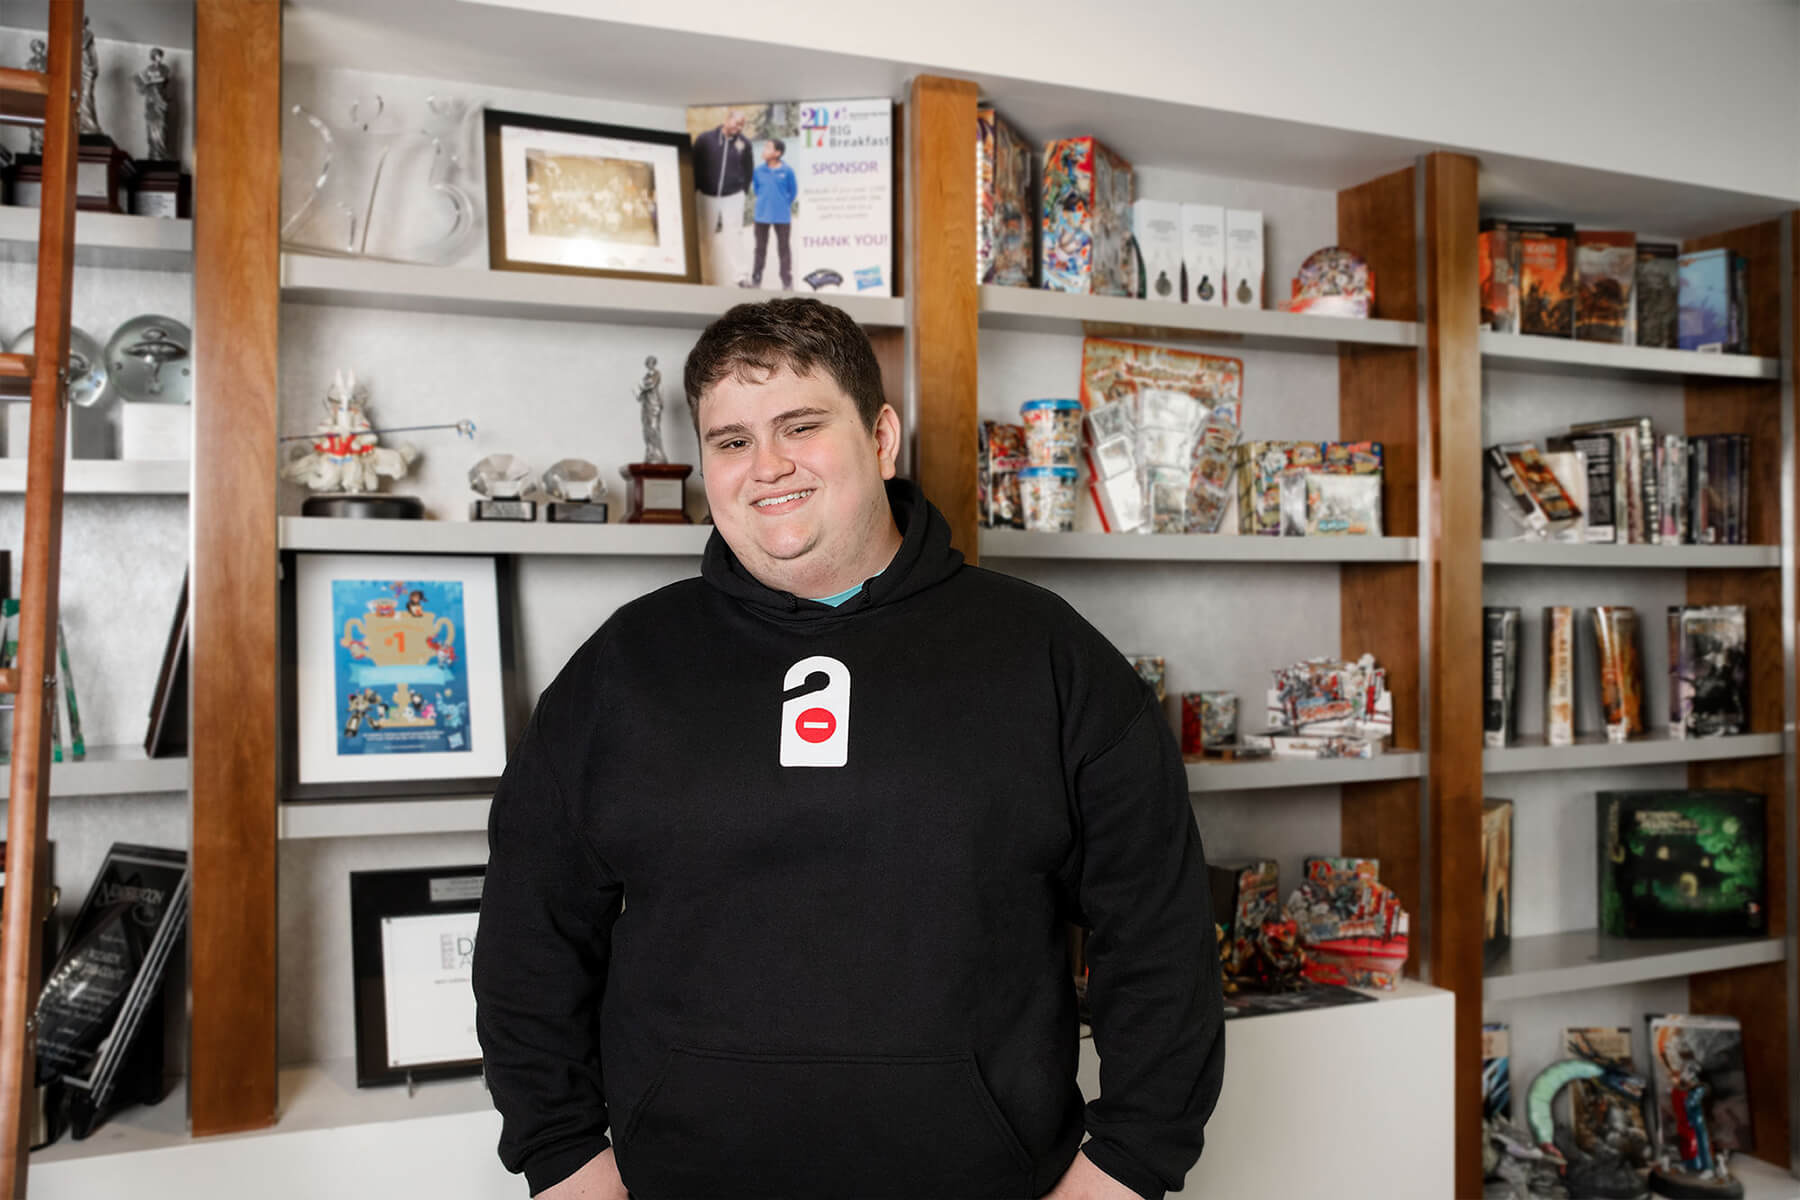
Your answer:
[703,406,834,441]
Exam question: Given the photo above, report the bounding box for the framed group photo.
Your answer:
[281,552,517,802]
[483,108,700,283]
[349,864,486,1088]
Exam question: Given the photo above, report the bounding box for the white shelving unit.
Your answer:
[1479,330,1781,381]
[278,516,712,556]
[1185,752,1422,794]
[279,253,905,330]
[278,796,491,840]
[0,206,193,272]
[0,459,188,496]
[980,529,1418,563]
[1483,540,1780,569]
[0,746,189,799]
[1484,730,1784,774]
[977,285,1420,353]
[1483,929,1786,1003]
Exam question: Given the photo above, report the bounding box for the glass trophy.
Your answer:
[469,454,536,521]
[543,458,608,523]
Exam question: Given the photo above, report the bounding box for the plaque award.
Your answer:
[543,458,609,523]
[623,356,693,524]
[35,843,189,1139]
[469,454,536,520]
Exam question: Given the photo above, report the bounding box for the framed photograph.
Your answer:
[484,108,700,283]
[282,552,518,802]
[350,865,485,1088]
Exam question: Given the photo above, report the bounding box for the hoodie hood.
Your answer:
[700,477,963,621]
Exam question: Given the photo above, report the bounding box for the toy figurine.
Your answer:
[1524,1052,1653,1200]
[1649,1035,1743,1199]
[279,369,473,518]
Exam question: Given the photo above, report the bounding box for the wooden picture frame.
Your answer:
[280,551,519,802]
[483,108,701,284]
[349,864,486,1088]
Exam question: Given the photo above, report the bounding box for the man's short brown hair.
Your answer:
[684,297,887,440]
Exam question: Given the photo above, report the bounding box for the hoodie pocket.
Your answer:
[618,1045,1036,1199]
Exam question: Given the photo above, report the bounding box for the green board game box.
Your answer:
[1597,790,1765,938]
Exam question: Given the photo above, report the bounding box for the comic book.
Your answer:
[1575,230,1635,343]
[1669,605,1748,737]
[1515,221,1575,337]
[1563,1027,1652,1166]
[1479,219,1517,333]
[1635,242,1679,348]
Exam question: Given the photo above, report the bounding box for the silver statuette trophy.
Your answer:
[622,356,692,524]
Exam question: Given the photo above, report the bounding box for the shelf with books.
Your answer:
[976,285,1419,352]
[1482,928,1785,1004]
[0,745,189,799]
[0,205,193,272]
[277,796,491,840]
[278,515,713,557]
[0,459,189,496]
[979,529,1418,563]
[1479,330,1780,381]
[1483,730,1784,774]
[1185,751,1422,794]
[1482,540,1780,569]
[279,253,905,330]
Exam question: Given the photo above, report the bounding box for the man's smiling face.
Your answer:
[697,362,900,599]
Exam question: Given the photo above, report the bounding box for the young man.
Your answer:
[750,137,798,291]
[474,298,1223,1200]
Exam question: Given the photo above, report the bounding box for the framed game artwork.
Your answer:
[282,552,518,802]
[349,864,486,1088]
[483,108,700,284]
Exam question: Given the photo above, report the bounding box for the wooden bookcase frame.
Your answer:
[159,11,1800,1196]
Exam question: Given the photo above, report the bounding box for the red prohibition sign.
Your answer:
[795,707,836,744]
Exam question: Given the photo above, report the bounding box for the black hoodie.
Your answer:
[474,478,1223,1200]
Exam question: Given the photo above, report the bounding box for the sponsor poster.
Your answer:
[687,99,892,295]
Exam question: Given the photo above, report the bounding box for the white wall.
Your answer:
[478,0,1800,203]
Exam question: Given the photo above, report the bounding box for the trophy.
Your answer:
[8,22,137,214]
[130,48,190,218]
[469,454,536,521]
[543,459,608,523]
[278,369,473,518]
[622,356,693,524]
[106,314,192,459]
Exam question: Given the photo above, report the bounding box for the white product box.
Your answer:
[1131,200,1184,302]
[1226,208,1264,309]
[5,402,102,460]
[1180,203,1225,306]
[121,403,191,460]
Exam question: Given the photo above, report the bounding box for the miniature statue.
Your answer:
[134,47,172,161]
[78,18,102,139]
[25,40,47,155]
[1242,919,1307,993]
[282,369,419,495]
[636,355,666,464]
[1525,1053,1656,1200]
[1649,1036,1743,1199]
[1214,924,1237,998]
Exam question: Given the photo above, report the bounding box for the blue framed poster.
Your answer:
[285,553,515,801]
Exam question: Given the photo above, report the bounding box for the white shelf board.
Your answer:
[1482,928,1785,1003]
[980,529,1418,563]
[1186,751,1422,793]
[1480,330,1780,381]
[279,253,904,329]
[0,206,193,271]
[279,796,491,840]
[1738,1154,1800,1200]
[279,515,712,556]
[1485,730,1784,774]
[0,746,188,800]
[0,459,188,496]
[978,285,1419,351]
[1483,540,1780,568]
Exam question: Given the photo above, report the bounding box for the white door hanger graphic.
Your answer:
[780,655,850,767]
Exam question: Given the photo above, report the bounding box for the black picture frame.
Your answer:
[483,107,701,284]
[279,551,520,803]
[349,864,486,1088]
[144,572,187,759]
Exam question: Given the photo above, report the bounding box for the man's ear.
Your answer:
[874,404,901,480]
